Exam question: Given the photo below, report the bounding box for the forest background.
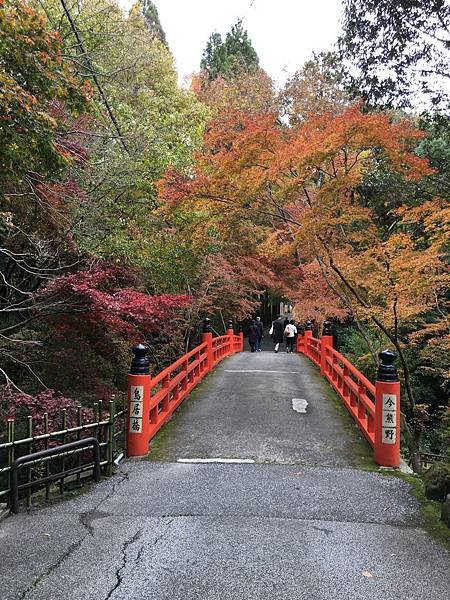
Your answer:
[0,0,448,471]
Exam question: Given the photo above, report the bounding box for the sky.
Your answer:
[119,0,343,86]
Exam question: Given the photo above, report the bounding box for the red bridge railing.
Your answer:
[299,321,400,468]
[127,320,243,457]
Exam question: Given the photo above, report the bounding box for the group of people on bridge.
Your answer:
[247,315,298,353]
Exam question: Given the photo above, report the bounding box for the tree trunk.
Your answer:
[325,256,423,472]
[401,413,423,474]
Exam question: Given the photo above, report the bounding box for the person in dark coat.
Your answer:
[248,320,258,352]
[255,316,263,352]
[270,316,284,353]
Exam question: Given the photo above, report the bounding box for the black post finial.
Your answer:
[227,319,234,330]
[238,324,243,333]
[130,344,150,375]
[323,321,332,336]
[377,350,398,382]
[305,320,313,331]
[202,318,212,333]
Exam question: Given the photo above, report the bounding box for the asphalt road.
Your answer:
[1,350,449,599]
[148,350,369,465]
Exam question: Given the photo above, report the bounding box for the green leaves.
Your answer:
[338,0,450,109]
[0,0,89,188]
[200,19,259,81]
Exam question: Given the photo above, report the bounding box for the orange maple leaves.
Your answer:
[160,104,432,216]
[158,103,446,331]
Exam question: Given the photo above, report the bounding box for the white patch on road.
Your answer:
[177,458,255,464]
[224,370,300,374]
[292,398,308,414]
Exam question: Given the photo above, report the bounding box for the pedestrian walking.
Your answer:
[255,316,263,352]
[248,320,258,352]
[269,316,284,353]
[284,319,297,353]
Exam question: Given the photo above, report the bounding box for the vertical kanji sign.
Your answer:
[127,345,151,457]
[129,385,144,433]
[381,393,397,445]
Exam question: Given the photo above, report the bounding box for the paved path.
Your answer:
[149,350,369,466]
[1,351,449,599]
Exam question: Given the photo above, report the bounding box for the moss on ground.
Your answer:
[379,470,450,549]
[146,374,213,461]
[317,371,377,471]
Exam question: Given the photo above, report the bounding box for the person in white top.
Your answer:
[284,320,297,353]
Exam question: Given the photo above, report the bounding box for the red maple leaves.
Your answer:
[39,266,191,340]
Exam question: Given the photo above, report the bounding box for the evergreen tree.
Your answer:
[140,0,167,47]
[200,32,228,80]
[224,20,259,76]
[200,19,259,81]
[339,0,450,110]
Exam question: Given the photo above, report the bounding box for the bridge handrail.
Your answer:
[325,346,376,399]
[305,336,321,367]
[151,341,208,387]
[145,341,210,440]
[127,328,244,456]
[232,334,242,352]
[212,334,230,364]
[212,335,228,348]
[304,335,376,448]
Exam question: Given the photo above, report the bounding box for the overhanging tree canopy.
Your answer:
[339,0,450,109]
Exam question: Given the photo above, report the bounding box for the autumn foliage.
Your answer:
[1,1,448,469]
[159,102,449,467]
[40,266,190,340]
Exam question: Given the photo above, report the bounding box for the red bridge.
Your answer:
[128,319,400,469]
[1,318,449,600]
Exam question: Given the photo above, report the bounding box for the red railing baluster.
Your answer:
[127,319,243,457]
[161,374,169,413]
[304,321,313,357]
[298,322,400,468]
[332,353,338,384]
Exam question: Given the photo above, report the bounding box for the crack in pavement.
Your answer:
[103,529,143,600]
[312,525,333,536]
[76,471,130,536]
[135,518,175,564]
[102,518,176,600]
[19,537,85,600]
[80,510,111,536]
[91,470,130,513]
[92,512,419,528]
[19,469,131,599]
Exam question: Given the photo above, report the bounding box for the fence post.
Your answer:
[320,321,333,375]
[227,319,234,355]
[106,398,115,476]
[374,350,401,468]
[201,318,213,372]
[304,320,313,356]
[127,344,151,457]
[239,324,244,352]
